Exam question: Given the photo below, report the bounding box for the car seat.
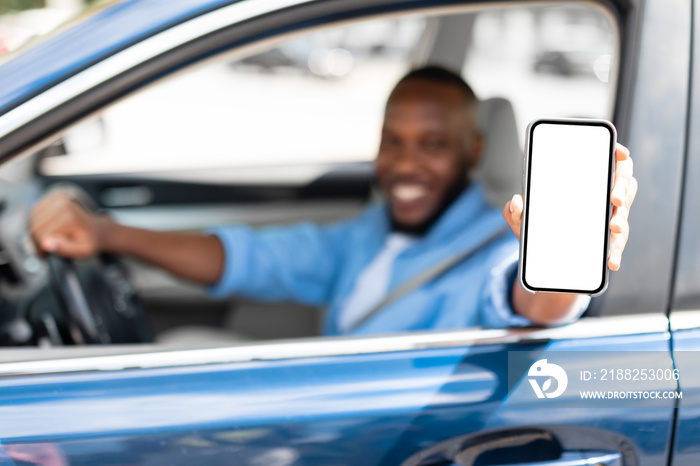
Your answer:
[473,96,523,206]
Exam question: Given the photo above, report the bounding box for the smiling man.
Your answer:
[29,66,637,335]
[378,68,481,235]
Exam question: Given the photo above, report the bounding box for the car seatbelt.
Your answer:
[347,223,511,333]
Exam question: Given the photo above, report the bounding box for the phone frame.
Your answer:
[518,118,617,296]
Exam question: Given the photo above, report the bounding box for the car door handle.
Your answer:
[440,451,622,466]
[478,451,622,466]
[402,429,626,466]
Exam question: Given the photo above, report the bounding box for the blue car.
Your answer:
[0,0,697,465]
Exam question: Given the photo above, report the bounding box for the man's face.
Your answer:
[376,80,482,229]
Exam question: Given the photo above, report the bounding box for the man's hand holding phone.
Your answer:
[502,140,637,325]
[608,143,638,271]
[505,142,637,270]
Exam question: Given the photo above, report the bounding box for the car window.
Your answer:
[465,5,615,139]
[39,4,616,179]
[22,2,620,345]
[39,15,429,177]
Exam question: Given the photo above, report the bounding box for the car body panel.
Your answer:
[0,320,676,465]
[669,313,700,466]
[0,0,235,114]
[599,0,690,317]
[673,0,700,313]
[670,1,700,464]
[0,0,693,464]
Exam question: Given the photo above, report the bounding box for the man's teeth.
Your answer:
[393,184,427,202]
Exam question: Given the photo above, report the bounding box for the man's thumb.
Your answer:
[41,236,59,252]
[510,194,523,216]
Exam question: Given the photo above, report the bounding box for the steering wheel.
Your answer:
[46,253,153,344]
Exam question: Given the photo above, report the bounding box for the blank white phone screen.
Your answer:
[524,122,613,292]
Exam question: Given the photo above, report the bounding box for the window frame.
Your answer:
[0,0,674,366]
[0,0,626,165]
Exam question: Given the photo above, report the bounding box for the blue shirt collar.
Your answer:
[358,181,497,261]
[374,181,493,244]
[421,181,494,246]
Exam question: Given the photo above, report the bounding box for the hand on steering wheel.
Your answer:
[32,187,152,344]
[46,252,152,344]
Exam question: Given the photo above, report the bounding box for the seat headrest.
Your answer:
[473,97,523,206]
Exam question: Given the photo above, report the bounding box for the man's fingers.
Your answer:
[30,209,71,237]
[30,210,78,253]
[611,146,634,206]
[608,223,630,271]
[41,236,59,253]
[42,234,95,259]
[29,200,59,232]
[610,175,637,234]
[503,194,523,240]
[29,195,99,259]
[626,176,638,208]
[29,195,74,253]
[615,142,630,161]
[610,205,628,234]
[37,233,92,259]
[29,193,73,229]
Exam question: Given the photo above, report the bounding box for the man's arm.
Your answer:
[30,191,353,305]
[29,193,224,285]
[502,143,638,325]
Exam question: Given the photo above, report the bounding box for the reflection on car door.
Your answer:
[0,318,675,465]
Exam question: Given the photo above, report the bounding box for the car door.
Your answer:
[0,0,688,465]
[0,320,678,466]
[669,1,700,465]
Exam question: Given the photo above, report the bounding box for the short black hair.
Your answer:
[396,65,477,102]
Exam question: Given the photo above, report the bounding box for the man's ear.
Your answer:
[467,132,485,171]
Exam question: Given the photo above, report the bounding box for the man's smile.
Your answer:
[390,182,430,206]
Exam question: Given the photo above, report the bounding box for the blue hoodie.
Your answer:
[208,182,578,335]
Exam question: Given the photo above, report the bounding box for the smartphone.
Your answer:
[519,118,616,296]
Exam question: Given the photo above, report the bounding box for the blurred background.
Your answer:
[0,0,94,55]
[1,1,616,182]
[0,0,619,338]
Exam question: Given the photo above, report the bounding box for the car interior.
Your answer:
[0,3,617,347]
